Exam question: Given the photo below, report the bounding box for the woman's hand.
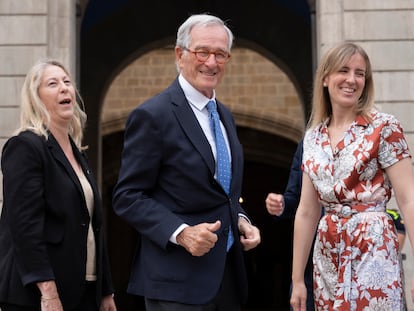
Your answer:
[290,281,308,311]
[100,294,117,311]
[37,281,63,311]
[40,296,63,311]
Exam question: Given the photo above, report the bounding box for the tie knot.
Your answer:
[206,100,217,113]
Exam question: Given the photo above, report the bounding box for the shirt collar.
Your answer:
[323,113,370,130]
[355,114,370,127]
[178,74,216,111]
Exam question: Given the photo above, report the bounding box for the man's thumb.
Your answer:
[208,220,221,232]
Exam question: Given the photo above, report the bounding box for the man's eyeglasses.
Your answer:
[183,48,231,64]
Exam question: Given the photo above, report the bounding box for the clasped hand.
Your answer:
[177,218,260,256]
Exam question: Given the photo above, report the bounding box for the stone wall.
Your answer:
[0,0,77,208]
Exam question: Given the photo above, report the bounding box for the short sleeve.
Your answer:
[378,114,411,169]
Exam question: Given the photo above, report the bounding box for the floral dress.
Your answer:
[303,110,411,311]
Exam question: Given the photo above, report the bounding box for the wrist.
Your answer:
[41,295,59,301]
[37,280,59,298]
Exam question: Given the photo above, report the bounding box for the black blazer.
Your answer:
[0,131,114,309]
[112,77,248,304]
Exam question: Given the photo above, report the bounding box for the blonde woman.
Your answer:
[0,59,116,311]
[291,42,414,310]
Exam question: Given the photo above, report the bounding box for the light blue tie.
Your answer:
[206,100,234,251]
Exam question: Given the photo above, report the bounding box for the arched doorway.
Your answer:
[80,1,313,309]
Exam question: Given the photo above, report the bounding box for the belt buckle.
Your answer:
[340,204,352,218]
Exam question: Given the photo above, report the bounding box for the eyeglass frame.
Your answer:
[183,47,231,64]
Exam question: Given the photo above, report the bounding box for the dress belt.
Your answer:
[325,202,385,219]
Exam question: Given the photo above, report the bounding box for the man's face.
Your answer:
[176,24,230,98]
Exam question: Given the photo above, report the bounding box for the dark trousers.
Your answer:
[1,281,98,311]
[0,305,37,311]
[145,254,240,311]
[72,281,99,311]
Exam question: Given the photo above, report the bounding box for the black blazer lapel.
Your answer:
[75,148,103,227]
[46,135,91,217]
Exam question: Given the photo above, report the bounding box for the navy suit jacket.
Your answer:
[276,139,315,310]
[0,131,114,309]
[112,77,248,304]
[281,140,303,219]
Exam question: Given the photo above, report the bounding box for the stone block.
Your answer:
[404,134,414,155]
[344,0,414,10]
[0,107,19,137]
[317,12,344,56]
[361,42,414,71]
[378,102,414,132]
[0,16,47,45]
[0,46,47,75]
[0,77,24,107]
[344,11,414,40]
[0,0,47,14]
[318,0,343,14]
[374,71,414,102]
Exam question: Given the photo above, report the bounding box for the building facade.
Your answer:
[1,0,413,309]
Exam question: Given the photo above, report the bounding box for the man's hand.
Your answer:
[238,217,260,251]
[177,221,221,256]
[265,192,285,216]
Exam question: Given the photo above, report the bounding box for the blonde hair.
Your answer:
[308,42,374,128]
[15,58,87,150]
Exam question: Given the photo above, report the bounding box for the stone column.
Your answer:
[316,0,414,309]
[0,0,77,209]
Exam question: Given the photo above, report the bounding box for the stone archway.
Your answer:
[80,1,313,309]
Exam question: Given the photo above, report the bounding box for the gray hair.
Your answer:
[176,13,234,51]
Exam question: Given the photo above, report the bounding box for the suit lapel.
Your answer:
[46,134,99,223]
[168,79,242,194]
[170,82,216,176]
[47,134,82,192]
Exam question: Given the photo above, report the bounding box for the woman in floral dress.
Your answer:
[290,42,414,310]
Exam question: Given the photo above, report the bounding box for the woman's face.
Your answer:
[38,65,76,126]
[323,52,366,109]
